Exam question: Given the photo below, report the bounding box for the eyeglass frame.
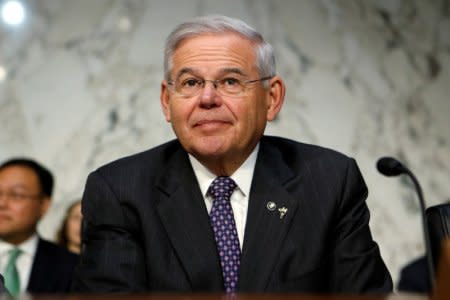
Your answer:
[167,75,274,97]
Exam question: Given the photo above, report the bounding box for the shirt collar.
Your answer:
[0,234,39,257]
[188,143,259,198]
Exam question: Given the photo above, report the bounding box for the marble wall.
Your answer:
[1,0,449,286]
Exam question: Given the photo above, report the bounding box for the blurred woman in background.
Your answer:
[56,200,82,254]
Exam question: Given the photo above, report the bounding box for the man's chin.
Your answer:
[186,137,230,157]
[0,232,13,241]
[191,148,228,160]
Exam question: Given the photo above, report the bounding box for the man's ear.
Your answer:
[160,80,171,122]
[39,197,51,217]
[266,76,285,121]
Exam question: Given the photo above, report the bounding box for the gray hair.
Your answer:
[163,15,276,82]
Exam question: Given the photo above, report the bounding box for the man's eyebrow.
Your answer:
[174,68,197,80]
[220,68,247,77]
[2,184,29,191]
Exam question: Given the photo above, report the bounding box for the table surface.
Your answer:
[1,293,428,300]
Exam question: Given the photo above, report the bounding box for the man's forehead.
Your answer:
[173,32,255,58]
[0,165,39,184]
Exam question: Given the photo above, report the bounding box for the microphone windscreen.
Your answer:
[376,157,406,176]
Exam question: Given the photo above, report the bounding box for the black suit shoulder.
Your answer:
[261,136,350,161]
[81,140,186,235]
[260,135,354,181]
[96,140,182,174]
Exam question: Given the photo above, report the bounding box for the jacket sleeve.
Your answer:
[330,158,393,293]
[71,171,147,293]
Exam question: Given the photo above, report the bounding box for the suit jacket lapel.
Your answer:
[239,139,300,291]
[154,147,223,291]
[27,239,48,292]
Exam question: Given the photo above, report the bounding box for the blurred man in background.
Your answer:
[0,158,79,296]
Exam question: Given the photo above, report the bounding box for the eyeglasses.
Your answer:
[0,190,42,202]
[167,75,273,97]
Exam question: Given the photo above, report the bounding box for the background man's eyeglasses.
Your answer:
[0,190,42,202]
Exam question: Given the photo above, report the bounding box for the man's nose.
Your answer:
[199,81,221,108]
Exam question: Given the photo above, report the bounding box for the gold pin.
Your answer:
[278,207,288,219]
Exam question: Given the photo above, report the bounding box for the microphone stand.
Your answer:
[377,157,435,290]
[404,167,435,289]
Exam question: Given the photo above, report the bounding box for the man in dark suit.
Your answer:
[71,15,392,293]
[0,158,79,296]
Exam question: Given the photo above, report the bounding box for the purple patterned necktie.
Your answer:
[208,176,241,293]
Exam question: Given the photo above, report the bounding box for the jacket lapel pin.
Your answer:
[266,201,277,211]
[278,207,288,219]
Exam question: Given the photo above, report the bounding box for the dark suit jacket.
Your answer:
[27,238,79,293]
[71,136,392,293]
[397,255,430,293]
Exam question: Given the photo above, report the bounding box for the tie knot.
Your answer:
[208,176,237,199]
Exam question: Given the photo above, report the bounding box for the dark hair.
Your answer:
[0,157,54,197]
[56,200,81,248]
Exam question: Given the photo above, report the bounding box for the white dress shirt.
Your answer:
[188,143,259,250]
[0,235,38,293]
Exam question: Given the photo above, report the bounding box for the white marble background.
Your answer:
[0,0,449,287]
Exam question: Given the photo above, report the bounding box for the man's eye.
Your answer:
[9,192,27,200]
[181,79,200,87]
[222,78,240,86]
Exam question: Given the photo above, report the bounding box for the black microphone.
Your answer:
[376,157,408,176]
[376,156,435,289]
